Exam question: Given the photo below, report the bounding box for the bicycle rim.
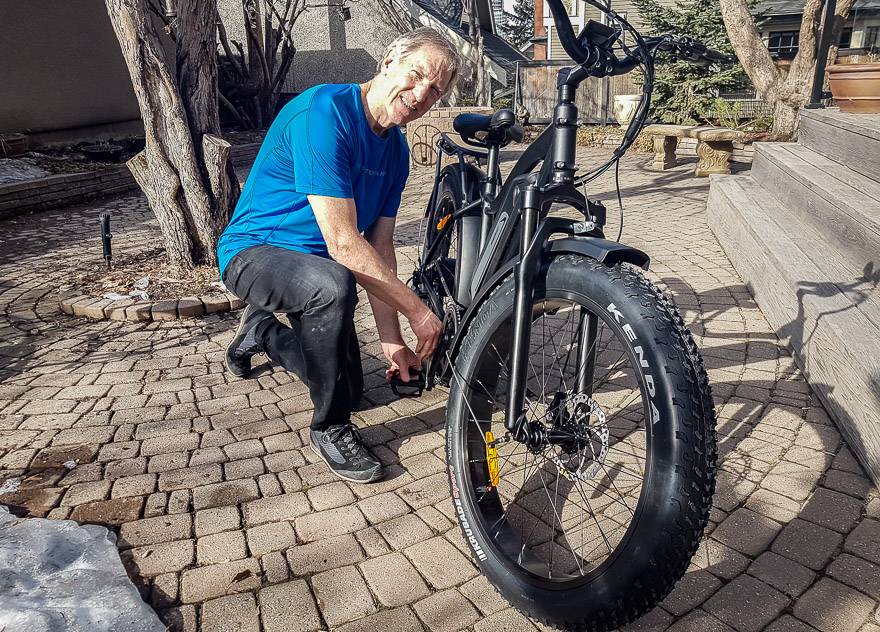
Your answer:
[454,291,652,584]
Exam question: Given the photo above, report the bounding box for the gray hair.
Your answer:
[377,27,462,92]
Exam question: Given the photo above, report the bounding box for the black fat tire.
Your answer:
[445,254,717,631]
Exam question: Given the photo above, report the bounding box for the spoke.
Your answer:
[570,471,637,515]
[490,342,542,421]
[544,306,576,394]
[591,454,646,481]
[535,452,584,578]
[447,350,492,444]
[572,476,615,556]
[518,452,552,557]
[597,458,638,517]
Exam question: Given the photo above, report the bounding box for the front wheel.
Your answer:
[445,254,716,631]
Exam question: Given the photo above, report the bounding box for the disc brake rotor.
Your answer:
[549,393,609,481]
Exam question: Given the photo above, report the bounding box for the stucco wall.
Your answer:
[0,0,142,136]
[283,0,404,93]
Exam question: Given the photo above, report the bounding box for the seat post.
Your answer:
[479,144,501,251]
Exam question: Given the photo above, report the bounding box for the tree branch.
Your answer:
[217,15,247,79]
[718,0,780,98]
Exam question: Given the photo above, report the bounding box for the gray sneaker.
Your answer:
[310,424,384,483]
[225,304,272,378]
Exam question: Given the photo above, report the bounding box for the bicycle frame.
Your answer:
[416,14,654,446]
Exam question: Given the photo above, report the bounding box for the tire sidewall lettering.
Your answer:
[607,302,661,426]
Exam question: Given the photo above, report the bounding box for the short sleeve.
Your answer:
[288,87,354,198]
[380,144,410,218]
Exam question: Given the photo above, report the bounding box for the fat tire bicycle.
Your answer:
[408,1,729,629]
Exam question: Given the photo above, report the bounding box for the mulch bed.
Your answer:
[73,247,225,302]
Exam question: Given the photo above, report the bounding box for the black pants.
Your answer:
[222,244,364,431]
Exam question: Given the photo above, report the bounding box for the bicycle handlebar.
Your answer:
[543,0,734,79]
[544,0,594,66]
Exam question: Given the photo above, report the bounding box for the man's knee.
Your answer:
[311,263,357,315]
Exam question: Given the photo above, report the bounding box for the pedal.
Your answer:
[389,371,426,398]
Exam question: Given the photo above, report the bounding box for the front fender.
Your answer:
[443,233,650,379]
[547,237,650,270]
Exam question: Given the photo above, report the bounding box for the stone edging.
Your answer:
[0,142,261,221]
[59,290,243,321]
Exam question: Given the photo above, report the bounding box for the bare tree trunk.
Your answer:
[466,0,489,106]
[375,0,418,34]
[475,22,490,106]
[720,0,854,140]
[106,0,238,268]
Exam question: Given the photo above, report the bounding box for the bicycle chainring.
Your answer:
[425,300,460,387]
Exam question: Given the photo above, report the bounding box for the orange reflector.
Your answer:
[436,213,451,231]
[485,431,500,487]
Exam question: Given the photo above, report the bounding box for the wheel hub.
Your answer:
[545,393,610,481]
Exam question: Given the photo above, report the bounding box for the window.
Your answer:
[866,26,880,52]
[839,27,853,48]
[767,30,799,57]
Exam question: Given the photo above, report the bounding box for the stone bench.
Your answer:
[644,124,747,177]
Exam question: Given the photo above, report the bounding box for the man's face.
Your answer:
[374,47,454,128]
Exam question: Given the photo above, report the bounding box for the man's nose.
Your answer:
[412,83,431,102]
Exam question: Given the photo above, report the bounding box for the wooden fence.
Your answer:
[515,61,642,125]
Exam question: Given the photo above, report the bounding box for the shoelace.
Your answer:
[326,423,364,458]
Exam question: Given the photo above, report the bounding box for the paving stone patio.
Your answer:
[0,148,878,632]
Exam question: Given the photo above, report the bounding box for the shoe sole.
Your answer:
[225,304,255,378]
[309,441,384,484]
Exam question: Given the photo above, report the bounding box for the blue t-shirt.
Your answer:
[217,83,410,276]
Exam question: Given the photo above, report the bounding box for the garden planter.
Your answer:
[0,133,28,158]
[826,63,880,113]
[613,94,641,126]
[81,143,125,163]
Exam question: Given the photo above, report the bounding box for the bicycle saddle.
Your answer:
[453,108,524,147]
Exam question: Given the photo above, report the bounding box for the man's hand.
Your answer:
[408,308,442,364]
[382,342,421,382]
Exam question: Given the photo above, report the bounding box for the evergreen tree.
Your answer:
[501,0,535,49]
[630,0,750,125]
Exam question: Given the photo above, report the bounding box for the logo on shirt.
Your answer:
[362,167,386,177]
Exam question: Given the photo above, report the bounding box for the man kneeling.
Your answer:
[217,29,460,483]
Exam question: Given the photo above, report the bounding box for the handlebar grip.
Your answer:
[544,0,592,65]
[703,48,736,64]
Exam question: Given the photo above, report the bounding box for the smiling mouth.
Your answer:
[400,95,418,112]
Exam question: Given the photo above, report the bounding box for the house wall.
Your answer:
[754,14,880,52]
[544,0,675,61]
[282,0,404,93]
[266,0,505,96]
[0,0,143,141]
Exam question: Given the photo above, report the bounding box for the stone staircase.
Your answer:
[707,108,880,487]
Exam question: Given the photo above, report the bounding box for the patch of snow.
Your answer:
[0,159,51,185]
[0,506,165,632]
[0,478,21,494]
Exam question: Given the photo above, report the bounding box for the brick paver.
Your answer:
[1,149,879,631]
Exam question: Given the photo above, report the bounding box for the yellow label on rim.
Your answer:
[436,213,451,231]
[485,431,500,487]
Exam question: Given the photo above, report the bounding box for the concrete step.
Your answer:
[751,141,880,273]
[707,174,880,486]
[799,108,880,182]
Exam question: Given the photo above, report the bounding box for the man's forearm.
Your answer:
[329,232,424,321]
[366,247,405,344]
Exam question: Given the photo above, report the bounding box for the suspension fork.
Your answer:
[576,310,598,396]
[505,183,542,442]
